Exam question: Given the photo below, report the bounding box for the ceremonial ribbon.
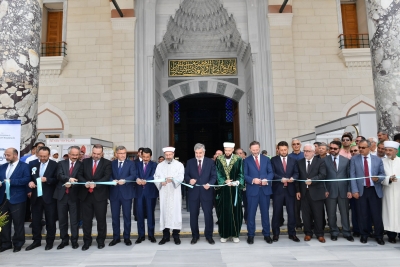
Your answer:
[271,175,400,183]
[36,177,43,197]
[195,181,240,206]
[62,179,167,187]
[5,180,10,200]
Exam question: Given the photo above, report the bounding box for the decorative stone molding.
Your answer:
[338,48,372,68]
[39,56,68,86]
[110,17,136,31]
[267,13,293,27]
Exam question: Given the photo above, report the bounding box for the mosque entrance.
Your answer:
[168,94,240,164]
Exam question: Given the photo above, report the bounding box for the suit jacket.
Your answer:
[295,157,327,201]
[53,160,82,202]
[324,155,350,199]
[109,159,137,201]
[244,154,274,197]
[0,161,31,204]
[270,155,299,197]
[184,157,217,201]
[77,157,112,202]
[135,160,158,198]
[30,160,59,205]
[350,154,385,198]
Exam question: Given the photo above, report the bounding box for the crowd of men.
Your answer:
[0,130,400,254]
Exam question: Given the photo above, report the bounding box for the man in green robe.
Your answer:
[215,142,245,243]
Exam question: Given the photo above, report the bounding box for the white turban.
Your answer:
[223,142,235,148]
[162,147,175,153]
[384,141,399,150]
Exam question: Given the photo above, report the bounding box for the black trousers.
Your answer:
[57,194,79,244]
[295,198,302,227]
[82,194,107,245]
[301,191,325,237]
[272,190,296,236]
[0,201,26,249]
[31,198,57,244]
[356,187,384,238]
[163,228,180,239]
[189,197,214,239]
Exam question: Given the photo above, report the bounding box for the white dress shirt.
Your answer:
[361,154,374,187]
[6,160,19,179]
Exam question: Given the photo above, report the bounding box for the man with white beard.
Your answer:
[154,147,184,245]
[381,141,400,243]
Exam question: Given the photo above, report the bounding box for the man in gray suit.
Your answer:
[325,141,353,242]
[350,139,386,245]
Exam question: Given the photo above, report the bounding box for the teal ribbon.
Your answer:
[36,177,43,197]
[63,179,167,187]
[5,180,10,200]
[272,175,400,183]
[234,186,238,207]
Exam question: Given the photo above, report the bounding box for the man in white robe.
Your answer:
[154,147,184,245]
[382,141,400,243]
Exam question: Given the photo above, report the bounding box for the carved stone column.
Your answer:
[366,1,400,136]
[0,0,42,154]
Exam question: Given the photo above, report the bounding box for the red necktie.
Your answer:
[66,162,74,194]
[255,156,260,170]
[198,160,202,175]
[333,157,337,170]
[364,156,370,187]
[283,157,287,187]
[90,160,97,193]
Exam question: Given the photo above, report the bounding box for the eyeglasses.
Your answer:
[303,150,313,153]
[358,146,368,149]
[350,150,359,153]
[329,147,339,150]
[342,139,350,141]
[292,143,300,145]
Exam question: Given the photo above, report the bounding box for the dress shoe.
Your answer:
[174,238,181,245]
[289,235,300,242]
[124,239,132,246]
[82,244,91,251]
[360,236,368,244]
[376,238,385,245]
[346,236,354,242]
[72,243,79,249]
[304,235,312,241]
[247,236,254,244]
[191,237,199,244]
[331,236,337,241]
[206,238,215,245]
[273,235,279,242]
[220,237,228,243]
[264,236,273,244]
[232,237,240,243]
[353,232,361,237]
[57,242,68,250]
[98,244,105,249]
[0,247,12,252]
[158,238,170,245]
[25,242,41,251]
[13,247,21,253]
[388,237,397,244]
[135,236,145,244]
[109,239,121,246]
[45,243,53,251]
[148,236,156,243]
[317,237,326,243]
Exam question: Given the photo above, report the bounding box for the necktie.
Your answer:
[39,163,46,177]
[282,157,287,187]
[333,157,337,170]
[255,156,260,170]
[90,160,97,193]
[118,162,123,175]
[198,160,202,175]
[6,163,13,179]
[66,162,74,194]
[307,160,311,174]
[364,156,370,187]
[143,162,147,174]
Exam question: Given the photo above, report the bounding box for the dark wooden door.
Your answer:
[46,11,63,56]
[341,4,359,48]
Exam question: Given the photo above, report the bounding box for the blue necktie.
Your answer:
[39,163,46,177]
[118,162,123,175]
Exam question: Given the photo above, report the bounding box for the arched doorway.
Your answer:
[168,94,240,163]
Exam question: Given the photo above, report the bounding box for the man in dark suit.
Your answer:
[185,143,217,245]
[135,148,158,244]
[244,141,274,244]
[53,145,82,250]
[325,140,353,242]
[271,141,300,242]
[133,147,144,220]
[296,143,327,243]
[109,146,137,247]
[0,148,31,253]
[77,144,112,251]
[26,146,59,251]
[350,139,386,245]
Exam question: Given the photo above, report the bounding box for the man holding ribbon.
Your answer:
[381,141,400,243]
[109,145,137,247]
[0,148,30,253]
[26,146,59,251]
[54,145,82,250]
[77,144,112,251]
[154,147,184,245]
[185,143,217,245]
[215,142,244,243]
[350,139,385,245]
